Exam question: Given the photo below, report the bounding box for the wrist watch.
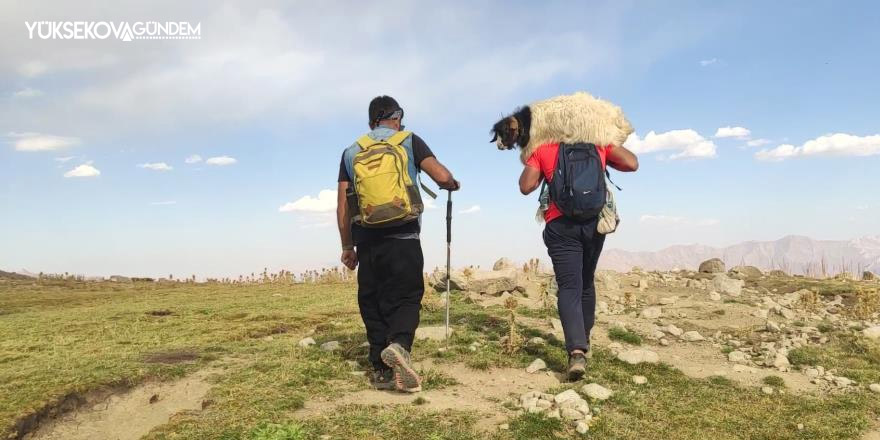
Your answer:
[342,244,354,251]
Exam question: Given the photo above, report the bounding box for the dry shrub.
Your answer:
[797,290,821,313]
[503,297,523,354]
[851,287,880,320]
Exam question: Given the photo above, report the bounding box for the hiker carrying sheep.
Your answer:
[337,95,460,392]
[492,93,639,380]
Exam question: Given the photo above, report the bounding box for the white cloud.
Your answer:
[746,138,771,147]
[699,58,718,67]
[12,87,43,98]
[185,154,203,164]
[206,156,237,166]
[640,214,719,226]
[714,126,751,139]
[756,133,880,161]
[54,156,75,162]
[150,201,177,206]
[19,61,48,77]
[138,162,173,171]
[856,205,869,211]
[63,164,100,178]
[279,189,337,213]
[459,205,481,214]
[10,132,80,152]
[624,130,717,160]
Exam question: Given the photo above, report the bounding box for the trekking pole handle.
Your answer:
[446,190,452,244]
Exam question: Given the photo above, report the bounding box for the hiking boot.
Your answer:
[567,351,587,381]
[380,343,422,393]
[369,368,395,391]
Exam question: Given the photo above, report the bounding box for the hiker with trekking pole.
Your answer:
[336,96,460,393]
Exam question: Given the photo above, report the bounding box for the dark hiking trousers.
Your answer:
[543,216,606,353]
[356,238,425,370]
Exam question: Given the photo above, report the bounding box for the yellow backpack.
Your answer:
[349,130,425,227]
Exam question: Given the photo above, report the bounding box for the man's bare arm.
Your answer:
[607,145,639,172]
[337,181,354,250]
[420,157,460,190]
[519,166,542,195]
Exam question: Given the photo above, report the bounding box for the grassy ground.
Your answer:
[1,278,879,439]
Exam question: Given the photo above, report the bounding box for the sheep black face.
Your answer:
[490,106,531,151]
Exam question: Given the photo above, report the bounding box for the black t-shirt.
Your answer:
[339,133,435,245]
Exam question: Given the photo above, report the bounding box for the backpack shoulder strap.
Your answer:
[356,134,378,150]
[386,130,411,147]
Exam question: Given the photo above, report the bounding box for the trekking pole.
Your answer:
[445,189,452,348]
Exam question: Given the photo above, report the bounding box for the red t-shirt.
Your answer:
[526,142,613,223]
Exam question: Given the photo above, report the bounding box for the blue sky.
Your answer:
[1,1,878,278]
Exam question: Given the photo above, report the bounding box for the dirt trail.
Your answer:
[24,367,219,440]
[299,359,561,431]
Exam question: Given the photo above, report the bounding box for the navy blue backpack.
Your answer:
[548,142,606,222]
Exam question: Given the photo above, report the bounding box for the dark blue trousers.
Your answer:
[543,216,606,353]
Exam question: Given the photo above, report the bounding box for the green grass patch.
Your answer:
[608,327,642,346]
[762,375,786,387]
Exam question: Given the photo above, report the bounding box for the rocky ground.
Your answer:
[415,257,880,434]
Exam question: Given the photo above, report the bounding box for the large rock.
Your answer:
[713,274,744,296]
[699,258,726,274]
[468,268,519,295]
[729,265,763,279]
[429,268,469,291]
[640,306,662,320]
[865,271,877,281]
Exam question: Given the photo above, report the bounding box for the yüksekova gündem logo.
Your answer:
[25,21,201,42]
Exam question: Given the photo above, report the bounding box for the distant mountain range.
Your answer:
[599,235,880,275]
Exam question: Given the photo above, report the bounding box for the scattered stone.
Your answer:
[526,358,547,373]
[561,407,583,421]
[640,306,662,319]
[595,270,621,291]
[797,423,804,431]
[681,331,705,342]
[862,326,880,340]
[659,338,670,346]
[632,375,648,385]
[773,353,791,370]
[804,368,820,378]
[617,349,659,365]
[554,389,582,404]
[709,291,721,301]
[834,376,853,387]
[665,324,684,337]
[297,337,316,348]
[528,337,546,346]
[581,383,613,401]
[766,321,781,333]
[415,326,452,341]
[728,351,749,363]
[869,384,880,393]
[546,409,560,419]
[761,386,774,395]
[659,296,677,305]
[699,258,726,274]
[576,420,590,434]
[320,341,340,351]
[713,274,744,296]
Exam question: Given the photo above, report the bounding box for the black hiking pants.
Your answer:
[543,216,606,354]
[356,238,425,370]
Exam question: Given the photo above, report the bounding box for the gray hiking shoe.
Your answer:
[380,343,422,393]
[567,351,587,381]
[369,368,395,390]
